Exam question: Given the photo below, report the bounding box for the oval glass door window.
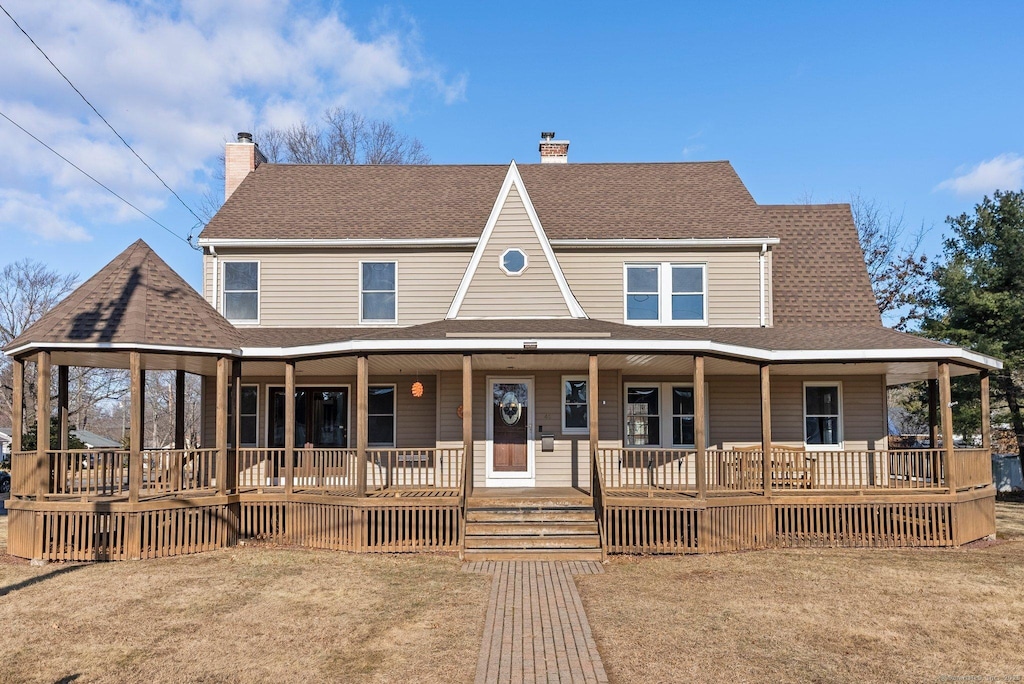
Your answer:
[500,247,528,275]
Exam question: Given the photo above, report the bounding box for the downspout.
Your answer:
[210,245,219,313]
[759,242,767,327]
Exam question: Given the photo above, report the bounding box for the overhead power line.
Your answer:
[0,108,194,248]
[0,2,206,233]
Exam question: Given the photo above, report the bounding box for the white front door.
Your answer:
[485,377,535,486]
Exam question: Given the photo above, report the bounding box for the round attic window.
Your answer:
[500,247,528,276]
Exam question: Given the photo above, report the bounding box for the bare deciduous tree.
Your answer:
[850,193,930,331]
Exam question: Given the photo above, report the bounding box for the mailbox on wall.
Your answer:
[541,434,555,452]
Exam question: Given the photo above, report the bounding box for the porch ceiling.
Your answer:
[47,350,220,375]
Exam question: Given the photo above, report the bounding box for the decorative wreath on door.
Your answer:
[498,391,522,426]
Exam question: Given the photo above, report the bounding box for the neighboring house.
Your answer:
[71,430,121,450]
[1,133,1002,562]
[0,426,11,458]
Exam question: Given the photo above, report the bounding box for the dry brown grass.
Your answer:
[0,522,489,683]
[578,500,1024,683]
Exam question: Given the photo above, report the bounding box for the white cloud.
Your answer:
[935,153,1024,197]
[0,0,464,242]
[0,189,91,242]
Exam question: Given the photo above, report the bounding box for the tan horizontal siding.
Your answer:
[558,248,763,326]
[209,249,472,326]
[458,186,573,318]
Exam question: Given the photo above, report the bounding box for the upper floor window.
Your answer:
[223,261,259,322]
[624,263,707,325]
[361,261,397,323]
[500,247,528,276]
[804,382,842,448]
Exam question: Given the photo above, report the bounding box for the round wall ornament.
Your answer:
[411,381,424,398]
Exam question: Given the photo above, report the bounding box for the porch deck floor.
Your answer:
[465,561,608,684]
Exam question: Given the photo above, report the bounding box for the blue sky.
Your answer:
[1,0,1022,295]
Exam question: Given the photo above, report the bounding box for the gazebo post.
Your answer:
[938,361,956,494]
[58,365,69,451]
[927,379,939,449]
[35,351,51,502]
[128,352,143,504]
[760,363,772,496]
[171,370,185,493]
[12,357,23,453]
[694,355,707,500]
[980,370,991,452]
[230,360,241,494]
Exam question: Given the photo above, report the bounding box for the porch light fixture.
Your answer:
[411,380,424,398]
[523,340,538,350]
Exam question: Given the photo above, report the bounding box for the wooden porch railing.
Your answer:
[294,448,358,491]
[950,448,991,490]
[48,450,128,497]
[597,447,991,494]
[236,448,287,491]
[10,451,38,496]
[367,448,464,491]
[140,449,218,495]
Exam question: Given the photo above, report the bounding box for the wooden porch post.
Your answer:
[35,351,51,501]
[356,355,368,497]
[463,354,474,497]
[128,351,143,504]
[57,365,69,451]
[229,359,241,494]
[284,360,295,495]
[927,379,939,449]
[174,370,186,450]
[938,361,956,494]
[589,354,599,493]
[760,363,772,496]
[694,355,707,500]
[171,369,185,493]
[980,370,992,451]
[216,357,230,495]
[12,357,23,453]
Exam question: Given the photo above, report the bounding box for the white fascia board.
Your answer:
[550,237,781,248]
[198,237,478,249]
[446,161,588,320]
[237,337,1003,370]
[5,342,240,357]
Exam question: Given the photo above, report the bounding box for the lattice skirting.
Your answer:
[602,492,996,554]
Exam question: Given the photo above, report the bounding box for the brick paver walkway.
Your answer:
[463,561,608,684]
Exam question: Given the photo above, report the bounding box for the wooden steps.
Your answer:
[463,496,602,561]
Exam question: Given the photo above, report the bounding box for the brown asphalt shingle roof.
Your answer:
[5,240,241,353]
[766,204,882,326]
[200,162,771,241]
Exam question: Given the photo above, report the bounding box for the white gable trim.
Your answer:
[446,161,587,320]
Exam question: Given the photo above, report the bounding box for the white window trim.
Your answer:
[359,260,398,325]
[561,375,589,435]
[622,263,708,326]
[368,383,397,447]
[221,260,260,325]
[265,384,353,449]
[499,247,529,276]
[623,381,709,448]
[803,381,844,450]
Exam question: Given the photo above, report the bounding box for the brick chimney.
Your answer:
[224,132,267,201]
[539,131,569,164]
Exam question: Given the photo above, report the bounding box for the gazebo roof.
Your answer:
[4,240,241,356]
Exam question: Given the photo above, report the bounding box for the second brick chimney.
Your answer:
[539,131,569,163]
[224,132,267,201]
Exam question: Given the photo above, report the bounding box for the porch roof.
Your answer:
[4,240,242,357]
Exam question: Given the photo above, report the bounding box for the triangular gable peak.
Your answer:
[446,161,587,320]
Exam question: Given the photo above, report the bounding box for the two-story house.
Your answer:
[2,133,1000,562]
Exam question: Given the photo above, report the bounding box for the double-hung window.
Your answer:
[227,385,258,447]
[368,385,396,447]
[361,261,397,323]
[223,262,259,322]
[561,376,589,434]
[624,263,706,325]
[804,382,842,447]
